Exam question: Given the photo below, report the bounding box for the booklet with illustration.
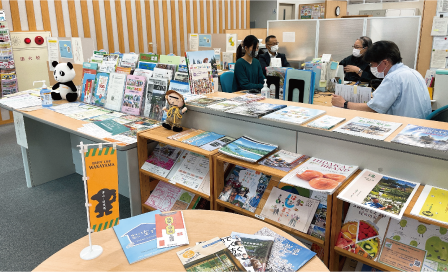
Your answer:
[140,144,183,178]
[113,210,176,264]
[230,232,274,272]
[259,187,320,233]
[104,73,127,111]
[411,185,448,226]
[144,181,195,211]
[225,102,288,118]
[261,106,326,125]
[81,73,96,104]
[155,211,189,248]
[255,227,316,272]
[121,75,146,116]
[338,169,420,220]
[169,152,210,191]
[177,237,246,272]
[280,157,359,195]
[333,116,402,140]
[218,165,271,212]
[259,150,309,172]
[307,115,346,130]
[391,124,448,151]
[219,136,278,163]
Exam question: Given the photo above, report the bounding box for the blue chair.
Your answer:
[220,71,234,93]
[426,105,448,122]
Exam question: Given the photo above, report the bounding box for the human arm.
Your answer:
[332,94,376,112]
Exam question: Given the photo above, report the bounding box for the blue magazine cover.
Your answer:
[255,227,316,272]
[113,210,177,264]
[219,136,278,163]
[392,124,448,151]
[92,72,110,106]
[184,132,225,147]
[261,106,325,125]
[168,80,190,96]
[81,73,96,104]
[138,61,157,70]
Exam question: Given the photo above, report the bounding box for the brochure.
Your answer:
[182,131,225,147]
[220,236,255,271]
[206,100,244,111]
[378,238,426,272]
[410,185,448,225]
[334,116,402,140]
[144,181,194,211]
[169,152,210,190]
[307,115,346,130]
[186,96,227,107]
[140,144,183,178]
[219,136,278,163]
[121,75,146,116]
[168,80,190,96]
[280,157,359,194]
[392,124,448,151]
[230,232,274,272]
[230,94,266,104]
[200,136,235,151]
[259,150,309,172]
[93,119,130,135]
[261,106,326,125]
[155,211,189,248]
[104,73,126,111]
[337,169,420,220]
[225,102,288,118]
[81,73,96,104]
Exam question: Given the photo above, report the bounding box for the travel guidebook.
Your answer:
[259,150,309,172]
[261,106,326,125]
[177,237,246,272]
[113,210,176,264]
[104,73,127,111]
[230,232,274,272]
[334,116,402,140]
[81,73,96,104]
[219,136,278,163]
[220,236,255,272]
[280,157,359,194]
[218,165,271,212]
[392,124,448,151]
[259,187,320,233]
[225,102,288,118]
[140,144,183,178]
[338,169,420,220]
[155,211,189,248]
[121,75,146,116]
[144,181,195,212]
[307,115,346,130]
[411,185,448,225]
[255,227,316,272]
[186,96,227,107]
[200,136,235,151]
[335,204,391,261]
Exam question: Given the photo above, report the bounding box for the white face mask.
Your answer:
[270,45,279,53]
[251,50,258,58]
[352,48,362,58]
[371,62,386,78]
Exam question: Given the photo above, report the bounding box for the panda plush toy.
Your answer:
[51,61,78,102]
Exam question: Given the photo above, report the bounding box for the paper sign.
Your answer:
[13,111,27,148]
[379,238,426,272]
[189,34,199,51]
[71,37,84,64]
[199,34,212,47]
[47,37,59,71]
[226,34,237,53]
[85,146,119,232]
[59,40,73,59]
[433,36,448,50]
[431,50,448,68]
[283,32,295,43]
[214,48,220,55]
[270,58,281,67]
[431,17,448,36]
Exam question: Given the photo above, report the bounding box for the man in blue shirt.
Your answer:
[364,197,392,211]
[332,41,431,119]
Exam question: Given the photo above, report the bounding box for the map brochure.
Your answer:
[411,185,448,225]
[280,157,359,195]
[338,169,420,220]
[333,116,402,141]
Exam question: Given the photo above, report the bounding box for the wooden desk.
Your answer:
[313,92,333,107]
[33,210,329,271]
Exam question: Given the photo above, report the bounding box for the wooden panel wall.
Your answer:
[417,0,437,77]
[2,0,250,56]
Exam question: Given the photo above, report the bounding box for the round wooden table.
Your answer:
[33,210,329,271]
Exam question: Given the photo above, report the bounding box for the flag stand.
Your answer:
[78,141,117,260]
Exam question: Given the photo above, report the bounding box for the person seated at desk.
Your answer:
[232,35,265,93]
[340,36,375,82]
[332,40,432,119]
[259,35,290,76]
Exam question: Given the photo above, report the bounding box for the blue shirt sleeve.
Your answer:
[367,76,401,114]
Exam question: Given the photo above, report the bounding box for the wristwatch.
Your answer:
[358,69,362,74]
[344,101,349,109]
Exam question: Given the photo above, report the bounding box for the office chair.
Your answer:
[220,71,234,93]
[426,105,448,122]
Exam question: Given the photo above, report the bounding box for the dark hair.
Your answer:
[236,35,259,60]
[358,36,372,49]
[265,35,276,44]
[363,40,402,65]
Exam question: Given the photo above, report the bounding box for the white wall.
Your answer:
[347,0,424,15]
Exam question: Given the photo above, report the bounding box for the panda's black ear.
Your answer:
[67,62,74,70]
[52,61,58,68]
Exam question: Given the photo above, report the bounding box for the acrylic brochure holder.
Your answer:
[78,141,117,260]
[283,69,315,104]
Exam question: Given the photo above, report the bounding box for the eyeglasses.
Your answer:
[352,46,364,49]
[268,42,279,46]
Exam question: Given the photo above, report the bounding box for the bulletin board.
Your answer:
[299,4,325,19]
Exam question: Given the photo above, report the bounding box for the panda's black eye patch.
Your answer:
[59,71,65,76]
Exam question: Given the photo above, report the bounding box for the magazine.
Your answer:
[254,227,316,272]
[391,124,448,151]
[307,115,346,130]
[338,169,420,220]
[206,100,244,111]
[334,117,402,141]
[112,210,176,264]
[280,157,359,195]
[174,129,206,142]
[138,61,157,70]
[218,165,271,212]
[188,63,214,95]
[155,211,189,248]
[156,63,177,79]
[225,102,288,118]
[121,75,146,116]
[92,72,110,106]
[142,79,154,118]
[220,236,255,271]
[140,144,184,178]
[104,73,127,111]
[186,96,227,107]
[261,106,326,125]
[144,181,195,211]
[258,150,309,172]
[182,131,225,147]
[174,71,189,83]
[148,90,166,122]
[230,232,274,272]
[259,187,320,233]
[222,52,234,70]
[219,136,278,163]
[153,67,173,80]
[177,237,246,271]
[81,73,96,104]
[230,94,266,104]
[169,152,210,191]
[168,80,190,96]
[410,185,448,225]
[133,68,153,81]
[200,136,235,151]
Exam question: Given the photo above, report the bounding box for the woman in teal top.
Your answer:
[231,35,265,92]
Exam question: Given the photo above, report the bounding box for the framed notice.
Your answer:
[378,238,426,272]
[299,4,325,19]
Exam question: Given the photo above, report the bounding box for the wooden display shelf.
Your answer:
[334,247,395,272]
[214,153,338,266]
[137,126,218,212]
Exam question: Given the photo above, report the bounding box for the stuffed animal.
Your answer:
[51,61,78,102]
[162,90,187,132]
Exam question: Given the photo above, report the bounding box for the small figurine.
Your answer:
[162,90,187,132]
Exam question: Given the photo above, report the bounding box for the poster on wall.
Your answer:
[300,6,313,19]
[189,34,199,51]
[59,40,73,59]
[85,146,120,232]
[47,37,59,71]
[226,34,237,53]
[71,37,84,64]
[199,34,212,47]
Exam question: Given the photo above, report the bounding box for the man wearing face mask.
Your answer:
[232,35,265,92]
[339,36,375,82]
[332,40,431,119]
[259,35,291,76]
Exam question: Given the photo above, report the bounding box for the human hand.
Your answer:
[331,94,346,108]
[344,65,360,73]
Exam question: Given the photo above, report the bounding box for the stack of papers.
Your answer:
[335,84,371,103]
[0,94,42,109]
